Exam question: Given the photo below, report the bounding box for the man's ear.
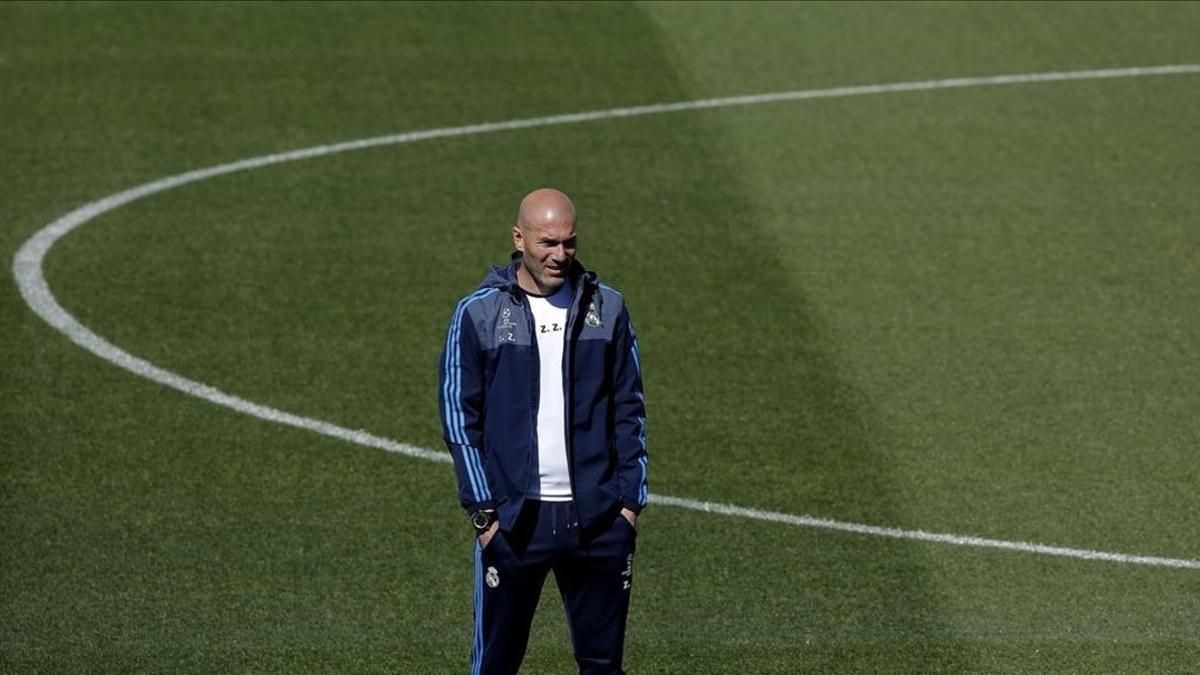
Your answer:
[512,225,524,252]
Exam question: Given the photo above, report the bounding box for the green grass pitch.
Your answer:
[3,2,1200,672]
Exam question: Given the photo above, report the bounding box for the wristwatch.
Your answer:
[470,509,497,536]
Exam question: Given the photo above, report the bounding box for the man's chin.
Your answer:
[534,271,568,290]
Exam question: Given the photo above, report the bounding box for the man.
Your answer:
[439,188,648,674]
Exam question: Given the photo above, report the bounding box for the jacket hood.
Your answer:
[478,251,597,294]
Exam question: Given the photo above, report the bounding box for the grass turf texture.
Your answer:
[3,1,1200,672]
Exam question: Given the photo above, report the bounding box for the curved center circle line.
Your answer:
[13,64,1200,570]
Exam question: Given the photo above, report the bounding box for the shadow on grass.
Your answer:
[555,6,979,671]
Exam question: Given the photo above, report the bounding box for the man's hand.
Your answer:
[620,507,637,528]
[479,521,500,549]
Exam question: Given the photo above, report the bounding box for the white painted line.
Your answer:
[12,65,1200,570]
[652,495,1200,570]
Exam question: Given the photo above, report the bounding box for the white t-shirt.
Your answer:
[526,282,573,501]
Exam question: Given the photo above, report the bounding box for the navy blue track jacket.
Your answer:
[439,253,648,533]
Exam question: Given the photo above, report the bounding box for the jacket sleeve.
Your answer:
[439,298,495,514]
[611,304,649,513]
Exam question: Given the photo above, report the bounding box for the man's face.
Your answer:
[514,217,577,294]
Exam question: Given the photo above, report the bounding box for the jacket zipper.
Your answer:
[518,289,541,492]
[561,281,586,503]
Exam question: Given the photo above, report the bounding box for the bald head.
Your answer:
[513,188,578,296]
[518,188,576,233]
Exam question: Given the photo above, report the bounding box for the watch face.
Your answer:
[472,512,491,529]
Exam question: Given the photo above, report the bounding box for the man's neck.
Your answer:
[517,265,553,296]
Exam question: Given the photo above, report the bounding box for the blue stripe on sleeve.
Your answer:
[448,293,472,444]
[465,446,490,501]
[638,455,649,506]
[443,290,495,440]
[441,304,459,442]
[461,446,483,501]
[441,288,497,501]
[471,541,484,675]
[455,289,497,442]
[625,314,648,506]
[443,289,483,444]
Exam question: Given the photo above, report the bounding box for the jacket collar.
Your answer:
[481,251,597,298]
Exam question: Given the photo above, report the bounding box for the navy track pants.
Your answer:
[470,500,637,675]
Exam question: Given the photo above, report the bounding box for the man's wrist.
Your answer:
[470,509,497,536]
[620,506,637,524]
